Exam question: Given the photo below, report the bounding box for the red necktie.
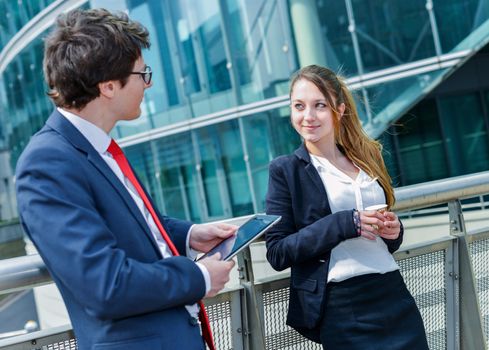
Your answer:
[107,139,215,350]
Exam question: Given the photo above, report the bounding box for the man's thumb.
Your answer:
[210,252,222,260]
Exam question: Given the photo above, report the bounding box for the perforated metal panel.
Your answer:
[262,287,321,349]
[469,237,489,348]
[206,301,233,350]
[44,339,77,349]
[398,250,447,350]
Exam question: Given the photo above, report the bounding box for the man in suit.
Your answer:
[15,8,235,350]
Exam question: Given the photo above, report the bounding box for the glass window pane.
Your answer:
[125,142,161,209]
[224,0,297,103]
[352,0,436,72]
[394,99,449,184]
[439,93,489,175]
[434,0,489,53]
[195,120,253,218]
[316,0,358,75]
[377,130,402,187]
[154,132,202,222]
[126,133,203,222]
[242,107,301,212]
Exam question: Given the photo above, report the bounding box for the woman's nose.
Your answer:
[304,107,315,120]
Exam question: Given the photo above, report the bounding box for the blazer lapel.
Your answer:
[45,111,162,256]
[295,143,332,213]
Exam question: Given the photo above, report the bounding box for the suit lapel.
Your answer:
[46,111,162,256]
[295,143,332,213]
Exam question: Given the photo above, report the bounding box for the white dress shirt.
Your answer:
[310,154,399,283]
[58,108,209,317]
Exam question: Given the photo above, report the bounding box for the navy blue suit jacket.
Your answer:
[265,143,403,342]
[16,110,206,350]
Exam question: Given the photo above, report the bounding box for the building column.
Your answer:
[289,0,328,67]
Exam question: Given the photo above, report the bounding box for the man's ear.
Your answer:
[98,81,117,99]
[337,102,346,120]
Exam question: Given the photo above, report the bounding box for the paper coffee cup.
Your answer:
[365,204,388,231]
[365,204,388,213]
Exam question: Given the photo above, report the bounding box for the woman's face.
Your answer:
[290,79,342,146]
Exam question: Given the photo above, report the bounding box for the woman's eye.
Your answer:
[294,104,304,110]
[316,103,326,108]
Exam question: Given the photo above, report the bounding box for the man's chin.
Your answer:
[122,111,142,121]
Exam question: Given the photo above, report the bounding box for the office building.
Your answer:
[1,0,489,224]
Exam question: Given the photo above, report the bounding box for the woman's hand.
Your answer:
[378,211,401,240]
[358,210,386,240]
[359,210,401,240]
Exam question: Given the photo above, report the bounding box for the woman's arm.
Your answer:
[265,161,359,271]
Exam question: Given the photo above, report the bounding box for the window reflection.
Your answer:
[434,0,489,53]
[316,0,357,75]
[153,133,202,222]
[351,0,436,72]
[242,107,300,212]
[439,93,489,175]
[195,120,252,219]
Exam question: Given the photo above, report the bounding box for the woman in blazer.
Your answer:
[265,65,428,349]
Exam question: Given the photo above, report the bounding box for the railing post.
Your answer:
[445,233,460,350]
[236,247,266,350]
[448,200,487,350]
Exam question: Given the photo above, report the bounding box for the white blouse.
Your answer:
[310,154,399,283]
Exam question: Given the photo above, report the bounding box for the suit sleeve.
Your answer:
[16,145,205,321]
[159,214,192,256]
[265,160,359,271]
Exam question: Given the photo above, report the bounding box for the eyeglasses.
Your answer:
[129,65,152,85]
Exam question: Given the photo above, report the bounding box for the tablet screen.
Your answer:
[198,214,281,261]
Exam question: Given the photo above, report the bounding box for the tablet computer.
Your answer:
[198,214,281,261]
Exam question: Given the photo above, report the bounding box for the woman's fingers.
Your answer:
[378,212,401,239]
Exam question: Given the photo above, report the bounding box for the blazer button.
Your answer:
[189,316,201,326]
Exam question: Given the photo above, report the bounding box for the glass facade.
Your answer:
[434,0,489,52]
[1,0,489,222]
[113,0,296,138]
[0,0,56,48]
[351,0,437,73]
[383,59,489,186]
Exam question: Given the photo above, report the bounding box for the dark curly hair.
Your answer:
[43,8,150,109]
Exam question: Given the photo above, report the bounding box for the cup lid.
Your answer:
[365,204,388,211]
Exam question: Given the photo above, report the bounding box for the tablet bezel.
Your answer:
[198,214,281,261]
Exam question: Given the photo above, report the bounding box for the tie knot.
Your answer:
[107,139,123,157]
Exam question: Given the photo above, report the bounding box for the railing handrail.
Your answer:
[393,170,489,211]
[0,254,51,295]
[1,170,489,296]
[2,171,489,349]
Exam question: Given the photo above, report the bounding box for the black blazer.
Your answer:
[265,143,403,341]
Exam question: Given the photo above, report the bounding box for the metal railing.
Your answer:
[1,171,489,349]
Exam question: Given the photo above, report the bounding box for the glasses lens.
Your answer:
[143,66,152,84]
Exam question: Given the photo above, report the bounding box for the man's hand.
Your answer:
[199,253,235,297]
[189,223,237,252]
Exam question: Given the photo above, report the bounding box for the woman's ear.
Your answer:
[337,103,346,119]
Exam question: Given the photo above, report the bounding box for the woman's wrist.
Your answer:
[352,209,361,236]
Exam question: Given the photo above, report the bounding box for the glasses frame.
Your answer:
[129,65,152,85]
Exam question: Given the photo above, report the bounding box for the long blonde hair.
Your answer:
[290,65,395,207]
